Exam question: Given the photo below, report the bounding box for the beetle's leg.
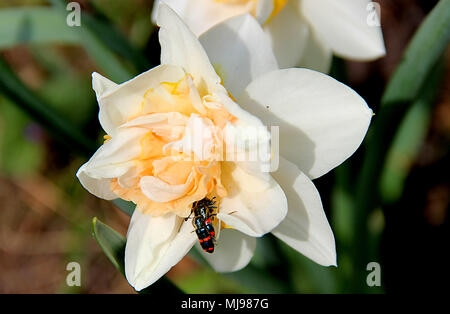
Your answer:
[183,210,194,222]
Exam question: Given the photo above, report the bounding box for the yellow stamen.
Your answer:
[266,0,288,23]
[221,221,235,230]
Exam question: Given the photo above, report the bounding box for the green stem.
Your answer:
[189,248,291,293]
[92,217,183,294]
[351,0,449,292]
[352,63,445,292]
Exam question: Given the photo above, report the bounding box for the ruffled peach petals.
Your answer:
[111,162,225,217]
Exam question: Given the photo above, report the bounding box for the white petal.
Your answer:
[222,122,272,174]
[152,0,188,25]
[301,0,385,60]
[125,210,196,291]
[92,72,118,97]
[97,64,185,136]
[157,3,223,94]
[271,157,336,266]
[76,127,148,199]
[154,0,250,36]
[140,173,195,203]
[120,112,188,142]
[121,113,176,128]
[76,165,117,200]
[254,0,274,24]
[217,162,288,237]
[79,127,146,179]
[157,6,271,138]
[165,114,219,161]
[198,228,256,272]
[201,92,273,174]
[209,91,267,131]
[263,0,309,68]
[117,166,140,189]
[92,72,119,135]
[241,68,373,179]
[297,29,333,73]
[199,14,278,98]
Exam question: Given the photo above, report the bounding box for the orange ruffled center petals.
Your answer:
[110,75,234,217]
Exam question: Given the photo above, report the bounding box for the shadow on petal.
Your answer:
[271,157,336,266]
[197,228,256,272]
[237,91,316,176]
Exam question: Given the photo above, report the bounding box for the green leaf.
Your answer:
[81,13,152,73]
[377,0,449,200]
[175,267,250,293]
[0,6,134,83]
[49,0,143,81]
[0,56,97,157]
[92,217,126,274]
[92,217,183,294]
[0,7,79,48]
[0,97,44,175]
[189,244,291,293]
[351,63,444,292]
[112,199,135,216]
[350,0,449,291]
[224,264,290,293]
[382,0,450,105]
[38,74,93,127]
[331,185,354,245]
[52,0,153,71]
[75,24,133,83]
[379,93,433,203]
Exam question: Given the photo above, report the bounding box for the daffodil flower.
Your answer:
[152,0,386,71]
[77,4,373,291]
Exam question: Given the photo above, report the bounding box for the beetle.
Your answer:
[192,197,217,235]
[193,217,215,253]
[187,197,217,253]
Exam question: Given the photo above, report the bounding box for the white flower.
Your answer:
[152,0,386,71]
[77,4,373,291]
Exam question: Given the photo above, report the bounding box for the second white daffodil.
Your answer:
[77,4,373,291]
[153,0,386,71]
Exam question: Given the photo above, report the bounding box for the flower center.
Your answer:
[213,0,288,22]
[110,75,235,217]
